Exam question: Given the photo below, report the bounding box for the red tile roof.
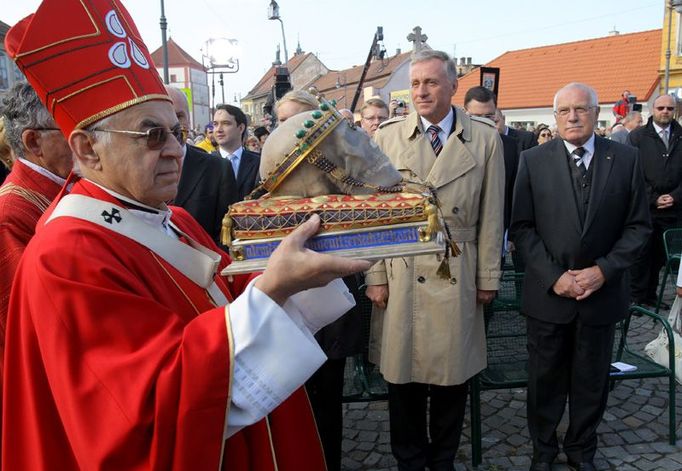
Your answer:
[150,38,204,70]
[243,53,314,99]
[311,51,411,110]
[452,29,662,109]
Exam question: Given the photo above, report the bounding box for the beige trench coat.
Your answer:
[366,108,504,386]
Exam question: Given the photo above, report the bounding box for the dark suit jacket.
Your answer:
[212,147,261,201]
[175,145,237,243]
[510,136,651,325]
[507,126,538,154]
[627,116,682,220]
[500,133,520,231]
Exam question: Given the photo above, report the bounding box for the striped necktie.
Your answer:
[572,146,587,176]
[427,125,443,156]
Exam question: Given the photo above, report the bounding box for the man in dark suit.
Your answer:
[627,95,682,306]
[212,104,260,201]
[166,87,236,243]
[498,110,538,154]
[510,83,650,471]
[463,86,519,233]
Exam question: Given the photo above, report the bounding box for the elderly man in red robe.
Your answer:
[0,82,73,418]
[2,1,369,470]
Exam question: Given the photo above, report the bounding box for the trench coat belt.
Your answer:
[448,226,477,242]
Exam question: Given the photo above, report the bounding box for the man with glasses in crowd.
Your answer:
[359,97,389,138]
[511,83,650,471]
[0,82,73,429]
[627,94,682,307]
[3,1,369,468]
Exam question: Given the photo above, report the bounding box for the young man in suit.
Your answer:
[212,104,260,201]
[511,83,651,471]
[463,86,519,235]
[166,87,236,243]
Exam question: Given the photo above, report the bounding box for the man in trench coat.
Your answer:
[365,49,505,471]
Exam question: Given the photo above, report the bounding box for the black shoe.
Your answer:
[567,461,596,471]
[529,461,552,471]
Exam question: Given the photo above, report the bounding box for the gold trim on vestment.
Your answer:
[149,252,201,315]
[265,416,279,471]
[14,0,101,59]
[0,183,52,212]
[219,303,235,469]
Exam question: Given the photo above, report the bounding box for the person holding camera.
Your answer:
[612,90,632,124]
[389,98,408,118]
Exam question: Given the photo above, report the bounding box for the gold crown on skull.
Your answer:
[259,88,344,194]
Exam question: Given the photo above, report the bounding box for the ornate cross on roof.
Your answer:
[407,26,428,52]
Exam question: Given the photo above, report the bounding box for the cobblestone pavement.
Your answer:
[341,287,682,470]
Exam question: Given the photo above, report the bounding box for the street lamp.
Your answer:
[268,0,289,65]
[203,37,240,111]
[664,0,682,94]
[159,0,169,84]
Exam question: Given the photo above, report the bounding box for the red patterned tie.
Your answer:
[427,125,443,156]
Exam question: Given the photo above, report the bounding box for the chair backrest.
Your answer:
[663,228,682,259]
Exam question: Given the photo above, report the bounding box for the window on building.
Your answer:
[0,52,9,91]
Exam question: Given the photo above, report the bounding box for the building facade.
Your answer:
[150,38,210,132]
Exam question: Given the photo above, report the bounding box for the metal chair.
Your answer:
[656,228,682,313]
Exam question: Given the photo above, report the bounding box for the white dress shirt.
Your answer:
[219,146,244,176]
[419,107,454,147]
[563,134,596,169]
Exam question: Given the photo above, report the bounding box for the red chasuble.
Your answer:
[0,160,62,434]
[2,179,326,470]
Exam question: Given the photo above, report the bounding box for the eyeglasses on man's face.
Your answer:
[655,106,675,112]
[91,126,186,150]
[554,106,595,117]
[361,115,388,122]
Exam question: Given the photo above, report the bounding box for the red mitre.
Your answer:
[5,0,170,136]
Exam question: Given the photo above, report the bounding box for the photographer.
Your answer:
[389,98,408,118]
[612,90,633,124]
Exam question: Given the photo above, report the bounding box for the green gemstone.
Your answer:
[303,120,315,128]
[311,110,322,119]
[295,129,306,139]
[319,103,329,111]
[300,143,309,150]
[330,99,337,107]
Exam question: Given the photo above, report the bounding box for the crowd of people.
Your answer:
[0,1,680,471]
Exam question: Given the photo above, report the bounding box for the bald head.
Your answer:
[165,86,190,131]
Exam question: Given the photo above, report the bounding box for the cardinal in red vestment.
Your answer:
[2,1,369,469]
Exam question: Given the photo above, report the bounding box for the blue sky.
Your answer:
[3,0,664,100]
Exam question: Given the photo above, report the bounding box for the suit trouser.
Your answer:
[526,315,615,463]
[305,358,346,471]
[387,381,468,471]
